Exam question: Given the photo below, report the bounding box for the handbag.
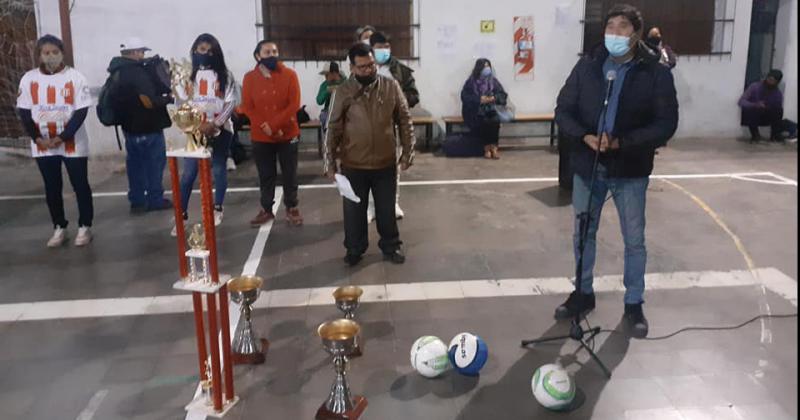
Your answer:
[478,103,500,124]
[296,105,311,125]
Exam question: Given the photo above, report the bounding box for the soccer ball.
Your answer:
[531,363,575,410]
[447,332,488,376]
[410,336,451,378]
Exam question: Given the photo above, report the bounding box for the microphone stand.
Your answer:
[521,70,617,379]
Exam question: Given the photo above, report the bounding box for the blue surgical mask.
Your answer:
[374,48,391,65]
[480,67,493,78]
[605,35,632,57]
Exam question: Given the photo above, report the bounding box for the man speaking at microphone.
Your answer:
[553,4,678,338]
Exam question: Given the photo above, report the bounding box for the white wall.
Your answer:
[775,0,798,121]
[35,0,773,155]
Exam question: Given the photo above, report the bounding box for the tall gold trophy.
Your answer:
[168,58,207,152]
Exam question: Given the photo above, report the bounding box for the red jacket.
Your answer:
[241,62,301,143]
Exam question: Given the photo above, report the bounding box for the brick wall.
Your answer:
[0,0,37,147]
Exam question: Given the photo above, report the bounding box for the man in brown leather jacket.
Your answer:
[324,42,415,266]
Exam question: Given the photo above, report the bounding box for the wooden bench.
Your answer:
[244,116,439,158]
[412,116,437,151]
[443,113,557,147]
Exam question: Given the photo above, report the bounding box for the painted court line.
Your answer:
[75,389,109,420]
[1,268,795,323]
[0,171,795,201]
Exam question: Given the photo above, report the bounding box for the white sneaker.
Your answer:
[367,203,376,223]
[214,208,223,226]
[395,203,404,220]
[170,223,180,237]
[47,227,67,248]
[74,226,92,246]
[226,157,236,171]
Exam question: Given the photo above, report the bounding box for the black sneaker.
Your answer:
[130,205,147,215]
[383,249,406,264]
[554,291,596,320]
[624,303,649,338]
[147,198,174,211]
[344,253,363,267]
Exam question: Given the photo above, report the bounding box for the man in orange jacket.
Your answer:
[241,41,303,226]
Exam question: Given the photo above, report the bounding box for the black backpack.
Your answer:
[96,69,124,149]
[142,55,171,95]
[96,70,122,127]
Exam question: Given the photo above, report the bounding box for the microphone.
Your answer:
[603,70,617,106]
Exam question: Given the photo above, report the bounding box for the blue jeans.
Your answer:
[124,130,166,209]
[572,166,649,304]
[180,129,232,215]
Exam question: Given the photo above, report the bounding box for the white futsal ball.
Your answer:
[447,332,488,376]
[531,363,576,410]
[410,336,451,378]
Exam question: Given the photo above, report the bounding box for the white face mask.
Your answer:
[361,39,370,46]
[41,52,64,72]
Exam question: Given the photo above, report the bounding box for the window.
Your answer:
[260,0,418,61]
[582,0,736,56]
[0,0,37,144]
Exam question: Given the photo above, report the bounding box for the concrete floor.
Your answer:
[0,136,797,419]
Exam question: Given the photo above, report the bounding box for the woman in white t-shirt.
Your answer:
[16,35,94,248]
[173,33,237,236]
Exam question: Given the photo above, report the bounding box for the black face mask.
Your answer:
[259,56,278,71]
[355,73,376,86]
[192,52,211,67]
[647,36,661,45]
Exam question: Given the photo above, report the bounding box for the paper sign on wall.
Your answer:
[436,24,458,56]
[513,16,535,81]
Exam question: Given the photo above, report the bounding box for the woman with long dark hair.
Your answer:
[173,33,237,236]
[460,58,508,159]
[16,34,94,247]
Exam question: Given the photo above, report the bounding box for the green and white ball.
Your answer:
[410,336,451,378]
[531,363,576,410]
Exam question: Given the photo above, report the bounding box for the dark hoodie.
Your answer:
[107,56,171,134]
[555,41,678,179]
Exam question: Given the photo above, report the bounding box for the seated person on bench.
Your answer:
[460,58,509,159]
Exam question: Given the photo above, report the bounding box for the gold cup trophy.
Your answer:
[168,58,208,152]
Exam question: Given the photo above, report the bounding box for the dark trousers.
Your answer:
[341,165,401,255]
[252,140,299,211]
[743,107,783,140]
[35,156,93,228]
[123,130,166,209]
[475,121,500,146]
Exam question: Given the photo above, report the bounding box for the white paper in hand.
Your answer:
[334,173,361,203]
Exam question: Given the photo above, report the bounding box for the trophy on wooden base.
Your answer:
[333,286,364,357]
[228,276,269,365]
[315,319,367,420]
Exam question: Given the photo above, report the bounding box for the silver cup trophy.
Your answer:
[315,319,367,420]
[333,286,364,357]
[228,276,269,364]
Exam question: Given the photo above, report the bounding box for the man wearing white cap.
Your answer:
[107,36,174,213]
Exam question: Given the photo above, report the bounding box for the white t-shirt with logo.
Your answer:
[16,67,92,158]
[180,69,236,133]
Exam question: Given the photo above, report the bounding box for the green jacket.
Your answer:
[384,57,419,108]
[316,76,345,110]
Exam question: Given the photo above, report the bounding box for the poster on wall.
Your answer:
[513,16,535,81]
[436,24,458,56]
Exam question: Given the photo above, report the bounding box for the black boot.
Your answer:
[383,249,406,264]
[624,303,649,338]
[554,291,596,320]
